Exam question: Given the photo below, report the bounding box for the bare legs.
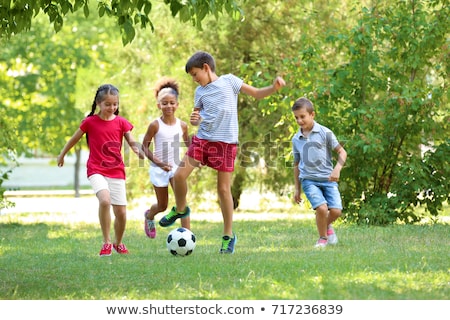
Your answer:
[97,189,127,245]
[315,203,341,238]
[147,184,190,229]
[217,171,233,236]
[173,155,233,236]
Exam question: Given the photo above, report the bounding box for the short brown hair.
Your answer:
[291,97,314,113]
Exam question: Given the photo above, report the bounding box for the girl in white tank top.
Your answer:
[141,77,191,238]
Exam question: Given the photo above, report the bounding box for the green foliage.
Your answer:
[1,0,448,226]
[253,0,450,225]
[0,12,97,157]
[0,107,18,209]
[0,0,244,45]
[345,141,450,225]
[0,213,449,299]
[315,2,450,225]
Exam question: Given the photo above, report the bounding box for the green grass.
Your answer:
[0,212,449,300]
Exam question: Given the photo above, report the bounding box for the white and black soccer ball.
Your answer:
[166,227,196,256]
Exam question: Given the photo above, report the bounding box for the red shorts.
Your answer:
[186,136,237,172]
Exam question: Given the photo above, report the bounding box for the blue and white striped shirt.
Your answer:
[194,74,243,144]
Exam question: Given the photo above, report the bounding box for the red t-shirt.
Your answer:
[80,115,133,179]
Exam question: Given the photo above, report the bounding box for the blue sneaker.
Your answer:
[220,233,237,254]
[159,206,190,227]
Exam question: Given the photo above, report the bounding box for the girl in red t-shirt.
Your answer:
[57,84,143,256]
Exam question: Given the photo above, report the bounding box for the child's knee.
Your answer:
[329,208,342,218]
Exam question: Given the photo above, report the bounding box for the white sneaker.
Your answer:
[314,238,328,248]
[327,225,338,245]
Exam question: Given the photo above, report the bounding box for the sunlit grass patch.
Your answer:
[0,211,448,300]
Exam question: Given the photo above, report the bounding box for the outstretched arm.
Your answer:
[240,76,286,100]
[124,131,145,159]
[57,129,84,167]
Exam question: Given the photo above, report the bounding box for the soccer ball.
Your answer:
[166,227,196,256]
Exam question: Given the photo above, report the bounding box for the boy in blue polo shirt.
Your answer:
[292,97,347,248]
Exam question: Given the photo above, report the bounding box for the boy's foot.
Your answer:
[144,210,156,238]
[327,225,338,245]
[99,243,112,257]
[314,237,328,248]
[159,206,190,227]
[220,233,237,254]
[113,243,129,254]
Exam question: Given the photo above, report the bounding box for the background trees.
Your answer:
[0,0,242,44]
[1,0,448,224]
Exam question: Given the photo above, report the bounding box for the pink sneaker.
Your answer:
[99,243,112,256]
[314,237,328,248]
[327,225,338,245]
[113,243,129,254]
[144,210,156,239]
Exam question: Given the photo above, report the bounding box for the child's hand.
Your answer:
[190,108,201,126]
[160,163,172,172]
[57,155,64,167]
[132,146,145,159]
[273,76,286,91]
[294,190,302,204]
[329,168,340,182]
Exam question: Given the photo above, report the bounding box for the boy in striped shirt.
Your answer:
[159,51,285,253]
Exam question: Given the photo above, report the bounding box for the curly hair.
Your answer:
[154,77,179,102]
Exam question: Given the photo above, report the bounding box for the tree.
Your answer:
[0,0,243,202]
[191,0,449,223]
[0,0,243,45]
[284,0,450,224]
[196,0,363,207]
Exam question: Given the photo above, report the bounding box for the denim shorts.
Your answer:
[301,179,342,210]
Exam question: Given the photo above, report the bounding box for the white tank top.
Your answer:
[151,118,184,168]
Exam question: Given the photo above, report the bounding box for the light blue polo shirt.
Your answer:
[292,121,340,181]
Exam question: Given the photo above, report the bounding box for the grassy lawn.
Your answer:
[0,207,448,300]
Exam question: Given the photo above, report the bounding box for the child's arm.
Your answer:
[181,121,191,147]
[240,76,286,100]
[329,145,347,182]
[124,131,145,159]
[293,162,302,204]
[190,107,201,126]
[141,121,171,170]
[57,129,84,167]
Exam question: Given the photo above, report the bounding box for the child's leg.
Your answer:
[147,186,169,220]
[328,208,342,226]
[169,179,191,229]
[322,183,343,226]
[97,189,112,244]
[180,216,191,229]
[112,204,127,245]
[173,155,199,213]
[315,203,329,239]
[217,171,233,236]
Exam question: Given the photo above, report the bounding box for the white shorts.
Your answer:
[88,174,127,205]
[149,165,176,187]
